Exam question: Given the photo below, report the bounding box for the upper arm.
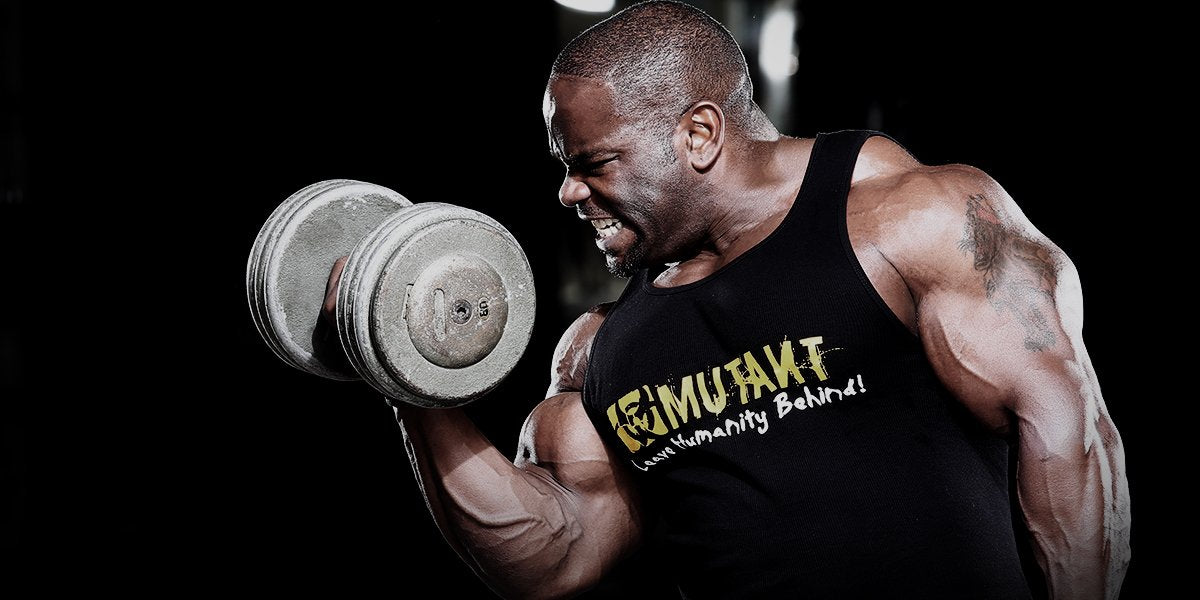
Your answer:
[881,164,1107,437]
[546,303,612,397]
[513,304,644,588]
[883,165,1131,592]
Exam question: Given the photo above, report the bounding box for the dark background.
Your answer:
[2,0,1170,596]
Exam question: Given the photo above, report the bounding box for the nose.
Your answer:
[558,174,590,208]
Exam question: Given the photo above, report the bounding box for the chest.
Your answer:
[585,239,928,462]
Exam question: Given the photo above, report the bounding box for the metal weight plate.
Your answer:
[250,179,355,371]
[337,203,446,398]
[248,179,353,370]
[339,203,535,407]
[405,253,508,369]
[247,180,413,379]
[262,180,413,379]
[250,179,392,375]
[373,204,535,405]
[253,179,376,374]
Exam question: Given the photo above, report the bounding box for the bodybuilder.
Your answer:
[321,2,1129,598]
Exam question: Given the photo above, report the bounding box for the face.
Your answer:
[543,76,692,277]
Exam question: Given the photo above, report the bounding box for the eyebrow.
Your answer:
[564,149,611,167]
[547,134,614,167]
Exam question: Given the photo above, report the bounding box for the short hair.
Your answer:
[551,1,757,133]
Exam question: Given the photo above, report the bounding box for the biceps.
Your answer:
[515,393,643,529]
[514,393,645,574]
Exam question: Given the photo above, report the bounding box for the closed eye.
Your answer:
[584,157,617,173]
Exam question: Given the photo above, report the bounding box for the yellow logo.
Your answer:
[604,337,831,452]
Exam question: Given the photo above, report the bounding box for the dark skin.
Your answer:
[323,75,1130,599]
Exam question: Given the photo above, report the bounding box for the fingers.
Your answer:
[322,255,349,325]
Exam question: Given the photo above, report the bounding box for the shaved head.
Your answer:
[544,2,780,277]
[551,1,767,139]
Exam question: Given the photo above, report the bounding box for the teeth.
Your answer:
[591,218,623,239]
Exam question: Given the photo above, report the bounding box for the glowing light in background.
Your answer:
[554,0,616,13]
[759,8,799,81]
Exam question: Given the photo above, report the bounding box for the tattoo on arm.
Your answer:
[958,194,1061,351]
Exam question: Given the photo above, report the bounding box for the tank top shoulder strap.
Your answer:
[779,129,889,237]
[807,130,876,194]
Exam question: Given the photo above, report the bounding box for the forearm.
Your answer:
[396,406,584,599]
[1016,378,1131,600]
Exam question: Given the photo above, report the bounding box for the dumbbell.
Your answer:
[246,180,535,407]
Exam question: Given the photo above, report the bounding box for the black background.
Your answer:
[2,1,1171,596]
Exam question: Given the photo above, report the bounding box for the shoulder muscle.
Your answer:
[547,303,613,397]
[878,164,1076,320]
[875,164,1085,428]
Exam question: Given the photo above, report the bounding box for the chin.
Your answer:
[604,242,648,278]
[604,255,637,278]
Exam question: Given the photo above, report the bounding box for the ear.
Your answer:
[680,101,724,171]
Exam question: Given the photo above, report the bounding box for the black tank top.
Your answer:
[582,130,1033,599]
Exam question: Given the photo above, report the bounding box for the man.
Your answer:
[325,2,1129,598]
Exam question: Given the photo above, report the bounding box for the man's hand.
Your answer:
[321,256,349,326]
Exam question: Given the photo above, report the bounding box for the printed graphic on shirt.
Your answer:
[600,335,871,472]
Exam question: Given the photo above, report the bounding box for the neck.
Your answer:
[651,134,812,286]
[695,135,812,260]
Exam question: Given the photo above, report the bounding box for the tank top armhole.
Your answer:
[837,131,922,342]
[579,272,642,416]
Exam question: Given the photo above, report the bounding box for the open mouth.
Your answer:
[592,217,623,239]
